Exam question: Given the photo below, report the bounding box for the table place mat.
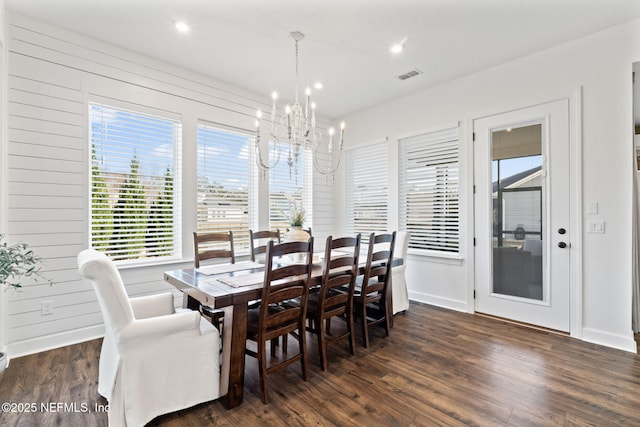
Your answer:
[217,271,265,288]
[197,261,264,276]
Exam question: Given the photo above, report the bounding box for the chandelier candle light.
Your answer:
[254,31,345,180]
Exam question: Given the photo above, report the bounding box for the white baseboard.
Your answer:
[408,291,468,313]
[581,327,638,354]
[5,325,105,362]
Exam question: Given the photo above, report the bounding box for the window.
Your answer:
[196,122,256,255]
[269,144,312,232]
[90,101,182,262]
[345,142,388,237]
[399,126,459,254]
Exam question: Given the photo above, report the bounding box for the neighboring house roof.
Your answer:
[493,166,542,193]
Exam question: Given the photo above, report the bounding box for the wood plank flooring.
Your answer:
[1,303,639,426]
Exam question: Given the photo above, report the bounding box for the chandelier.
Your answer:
[254,31,345,180]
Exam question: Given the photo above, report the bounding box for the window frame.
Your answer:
[398,125,460,257]
[195,121,257,256]
[88,97,183,266]
[345,141,389,240]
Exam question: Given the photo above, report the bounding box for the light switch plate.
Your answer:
[587,220,605,233]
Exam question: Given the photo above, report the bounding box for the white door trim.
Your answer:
[569,87,583,339]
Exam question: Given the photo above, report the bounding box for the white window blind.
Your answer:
[345,142,388,237]
[197,122,255,255]
[90,101,182,262]
[269,145,313,233]
[399,126,460,253]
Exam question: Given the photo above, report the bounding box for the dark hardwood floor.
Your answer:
[1,303,639,426]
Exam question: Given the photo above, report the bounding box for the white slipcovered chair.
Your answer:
[392,231,410,314]
[77,249,221,427]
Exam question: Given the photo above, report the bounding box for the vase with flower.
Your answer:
[283,204,310,243]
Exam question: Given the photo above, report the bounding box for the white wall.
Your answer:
[336,19,640,352]
[2,12,334,357]
[0,0,7,354]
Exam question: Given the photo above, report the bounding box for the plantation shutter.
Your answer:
[269,145,313,233]
[399,126,460,253]
[89,101,182,262]
[345,142,388,238]
[196,122,255,255]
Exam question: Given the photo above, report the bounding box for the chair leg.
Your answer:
[360,306,370,348]
[299,323,309,381]
[258,340,270,404]
[318,316,328,371]
[347,311,356,356]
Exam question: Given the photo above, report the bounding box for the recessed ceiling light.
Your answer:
[390,43,404,54]
[174,20,189,33]
[314,82,323,90]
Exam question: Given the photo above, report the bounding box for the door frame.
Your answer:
[466,89,583,338]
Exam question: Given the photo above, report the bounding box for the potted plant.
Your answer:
[283,203,309,243]
[0,234,52,379]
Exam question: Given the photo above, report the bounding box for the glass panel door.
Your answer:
[491,124,543,300]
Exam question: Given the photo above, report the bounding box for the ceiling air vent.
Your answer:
[397,68,423,81]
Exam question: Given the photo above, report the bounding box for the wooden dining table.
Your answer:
[164,256,401,409]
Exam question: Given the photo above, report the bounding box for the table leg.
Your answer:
[186,294,200,310]
[226,302,248,409]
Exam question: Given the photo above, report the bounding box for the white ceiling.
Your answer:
[6,0,640,119]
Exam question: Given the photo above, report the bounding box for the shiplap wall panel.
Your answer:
[9,289,96,315]
[9,129,83,151]
[8,195,84,209]
[9,102,83,126]
[9,207,83,222]
[8,313,104,343]
[10,23,260,119]
[9,168,84,185]
[9,88,82,113]
[9,182,83,197]
[6,283,91,304]
[7,156,84,174]
[8,116,82,138]
[8,143,83,162]
[5,12,332,356]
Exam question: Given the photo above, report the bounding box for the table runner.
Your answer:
[217,271,265,288]
[197,261,264,276]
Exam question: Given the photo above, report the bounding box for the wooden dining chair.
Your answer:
[193,231,235,268]
[245,238,314,404]
[249,229,280,262]
[193,231,235,330]
[353,231,396,348]
[307,234,361,371]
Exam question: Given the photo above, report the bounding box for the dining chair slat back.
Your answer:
[249,229,280,262]
[245,238,314,404]
[354,231,396,348]
[193,231,235,268]
[308,234,361,371]
[193,231,235,331]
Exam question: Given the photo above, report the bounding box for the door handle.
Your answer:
[558,242,568,248]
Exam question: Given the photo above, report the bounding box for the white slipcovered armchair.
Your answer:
[392,231,410,314]
[77,249,221,427]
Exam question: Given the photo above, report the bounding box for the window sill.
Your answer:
[406,248,463,265]
[115,257,187,270]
